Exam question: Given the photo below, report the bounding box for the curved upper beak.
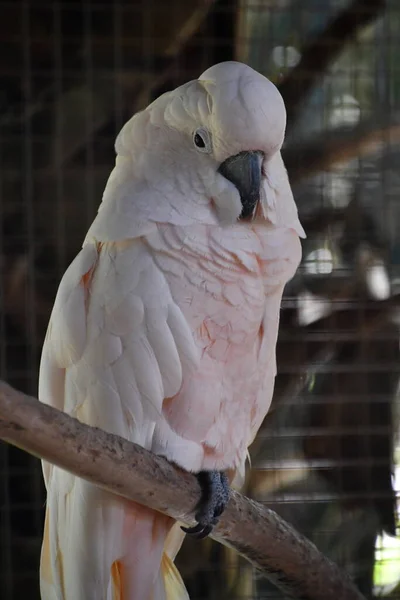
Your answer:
[218,150,264,220]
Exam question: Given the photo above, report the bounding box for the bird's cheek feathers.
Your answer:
[208,176,243,225]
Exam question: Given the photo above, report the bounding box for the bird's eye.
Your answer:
[193,128,212,153]
[194,133,206,148]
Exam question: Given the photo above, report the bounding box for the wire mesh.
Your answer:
[0,0,399,599]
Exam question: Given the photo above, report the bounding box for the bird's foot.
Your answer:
[181,470,230,539]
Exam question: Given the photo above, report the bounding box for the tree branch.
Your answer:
[0,381,365,600]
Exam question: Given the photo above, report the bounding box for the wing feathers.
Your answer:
[46,244,98,368]
[40,238,198,452]
[145,311,183,398]
[167,304,200,375]
[124,332,165,421]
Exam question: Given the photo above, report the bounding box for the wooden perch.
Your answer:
[279,0,386,128]
[0,381,365,600]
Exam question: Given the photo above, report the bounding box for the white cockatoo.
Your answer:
[39,61,305,600]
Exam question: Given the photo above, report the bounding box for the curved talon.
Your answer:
[192,525,213,540]
[181,523,213,539]
[181,470,230,539]
[181,523,204,535]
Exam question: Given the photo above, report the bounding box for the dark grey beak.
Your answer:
[218,150,263,220]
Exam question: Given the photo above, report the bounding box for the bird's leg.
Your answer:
[181,471,230,539]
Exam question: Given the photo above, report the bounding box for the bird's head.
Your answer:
[87,61,305,242]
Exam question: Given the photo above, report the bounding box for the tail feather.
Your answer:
[111,561,123,600]
[164,522,186,561]
[40,472,189,600]
[161,553,189,600]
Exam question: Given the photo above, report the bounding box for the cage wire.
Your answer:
[0,0,399,599]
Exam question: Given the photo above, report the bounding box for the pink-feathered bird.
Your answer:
[39,61,305,599]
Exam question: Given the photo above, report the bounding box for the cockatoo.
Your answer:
[39,61,305,600]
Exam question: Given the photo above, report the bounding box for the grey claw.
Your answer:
[181,470,230,539]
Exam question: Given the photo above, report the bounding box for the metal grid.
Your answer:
[1,0,399,598]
